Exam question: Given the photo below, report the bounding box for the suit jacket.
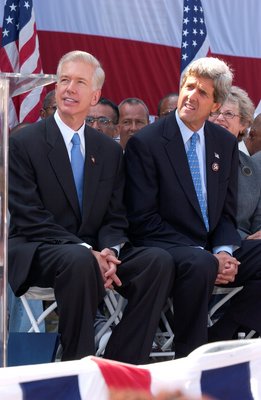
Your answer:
[9,115,128,295]
[252,151,261,164]
[237,151,261,238]
[124,112,241,250]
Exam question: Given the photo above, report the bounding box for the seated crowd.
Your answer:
[8,51,261,366]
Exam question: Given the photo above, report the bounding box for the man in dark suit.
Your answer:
[125,57,261,358]
[8,50,173,363]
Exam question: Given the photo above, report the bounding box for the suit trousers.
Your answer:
[27,243,174,364]
[209,239,261,339]
[165,246,219,358]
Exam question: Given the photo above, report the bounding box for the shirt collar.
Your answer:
[54,111,86,147]
[175,109,205,145]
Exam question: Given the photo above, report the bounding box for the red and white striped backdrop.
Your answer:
[1,0,261,117]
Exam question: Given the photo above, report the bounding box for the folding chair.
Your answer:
[208,286,258,339]
[17,286,127,358]
[150,297,175,360]
[208,286,244,327]
[19,287,57,333]
[18,287,177,361]
[95,291,126,356]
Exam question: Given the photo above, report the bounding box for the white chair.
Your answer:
[95,291,126,356]
[150,297,175,360]
[17,286,127,357]
[19,287,57,333]
[208,285,258,339]
[208,286,243,327]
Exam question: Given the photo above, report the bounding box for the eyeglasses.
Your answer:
[159,109,174,118]
[86,116,114,126]
[210,111,241,120]
[44,106,57,112]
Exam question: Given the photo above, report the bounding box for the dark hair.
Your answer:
[43,90,56,109]
[98,97,119,123]
[157,92,179,116]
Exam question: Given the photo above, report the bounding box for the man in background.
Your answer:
[118,98,150,150]
[40,89,56,119]
[87,97,120,141]
[157,92,179,118]
[239,113,261,156]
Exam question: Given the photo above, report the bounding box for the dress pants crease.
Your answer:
[104,246,174,364]
[28,243,105,361]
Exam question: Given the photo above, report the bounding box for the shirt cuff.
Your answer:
[212,245,235,256]
[109,244,121,257]
[78,242,92,250]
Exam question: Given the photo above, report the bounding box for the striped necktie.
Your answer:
[187,132,209,230]
[71,133,84,210]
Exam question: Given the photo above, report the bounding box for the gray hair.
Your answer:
[227,86,255,129]
[56,50,105,90]
[181,57,233,104]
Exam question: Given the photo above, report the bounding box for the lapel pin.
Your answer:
[91,156,96,164]
[242,165,252,176]
[214,152,220,159]
[212,162,219,172]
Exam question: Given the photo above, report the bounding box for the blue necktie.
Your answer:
[71,133,84,210]
[187,133,209,231]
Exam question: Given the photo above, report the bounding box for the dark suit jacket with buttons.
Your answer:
[124,112,241,251]
[9,115,128,295]
[237,151,261,238]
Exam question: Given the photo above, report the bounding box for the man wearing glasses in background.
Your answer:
[87,97,120,141]
[156,92,179,119]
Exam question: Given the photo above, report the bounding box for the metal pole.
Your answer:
[0,77,9,367]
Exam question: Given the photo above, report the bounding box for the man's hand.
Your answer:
[92,248,122,289]
[213,251,240,285]
[246,230,261,240]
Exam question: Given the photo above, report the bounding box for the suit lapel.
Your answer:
[80,126,103,223]
[164,116,203,219]
[46,118,82,220]
[205,125,220,229]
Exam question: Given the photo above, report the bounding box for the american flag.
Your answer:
[1,0,260,115]
[180,0,209,74]
[1,346,261,400]
[0,0,45,129]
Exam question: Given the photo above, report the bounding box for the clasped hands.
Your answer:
[214,251,240,285]
[92,248,122,289]
[246,230,261,240]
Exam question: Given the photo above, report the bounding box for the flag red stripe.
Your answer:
[0,1,44,129]
[93,357,152,392]
[0,48,13,72]
[38,31,181,115]
[37,31,261,115]
[20,25,41,71]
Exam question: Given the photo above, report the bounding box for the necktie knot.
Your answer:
[71,132,81,146]
[190,132,199,148]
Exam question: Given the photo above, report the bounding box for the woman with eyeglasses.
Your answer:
[209,85,261,241]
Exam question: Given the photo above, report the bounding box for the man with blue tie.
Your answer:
[8,50,174,363]
[125,57,261,358]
